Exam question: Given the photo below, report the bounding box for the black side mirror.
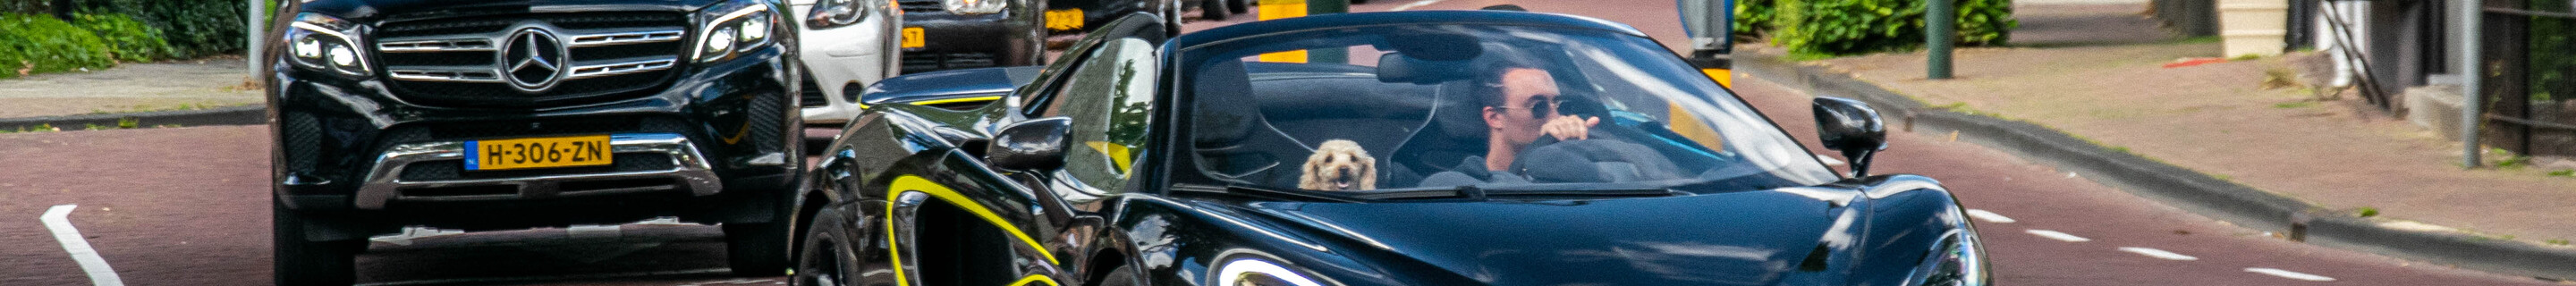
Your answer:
[987,117,1073,172]
[1812,97,1887,177]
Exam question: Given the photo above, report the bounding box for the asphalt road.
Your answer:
[0,0,2556,285]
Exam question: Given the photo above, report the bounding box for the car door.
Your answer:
[880,16,1166,286]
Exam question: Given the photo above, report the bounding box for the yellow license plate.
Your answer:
[1044,9,1083,30]
[465,135,614,171]
[901,27,925,48]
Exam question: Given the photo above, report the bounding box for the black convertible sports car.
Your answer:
[790,12,1989,286]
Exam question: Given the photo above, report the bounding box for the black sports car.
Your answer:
[791,12,1988,286]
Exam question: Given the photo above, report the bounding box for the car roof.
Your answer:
[1169,10,1649,49]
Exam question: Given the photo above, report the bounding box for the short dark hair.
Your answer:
[1475,55,1545,108]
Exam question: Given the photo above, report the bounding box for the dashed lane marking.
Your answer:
[2245,268,2336,282]
[2116,247,2199,261]
[42,205,124,286]
[2025,229,2091,242]
[1965,209,2014,223]
[1389,0,1445,11]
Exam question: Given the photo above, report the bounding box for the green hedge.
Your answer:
[72,0,247,58]
[1741,0,2015,57]
[0,13,113,79]
[72,13,174,62]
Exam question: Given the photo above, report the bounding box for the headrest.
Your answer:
[1192,60,1260,145]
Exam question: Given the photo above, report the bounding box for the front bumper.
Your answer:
[797,2,902,124]
[901,11,1043,73]
[352,133,723,209]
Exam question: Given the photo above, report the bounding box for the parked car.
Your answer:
[265,0,804,284]
[1043,0,1182,34]
[789,12,1988,286]
[792,0,904,124]
[894,0,1047,74]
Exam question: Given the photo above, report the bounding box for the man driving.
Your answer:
[1479,62,1597,172]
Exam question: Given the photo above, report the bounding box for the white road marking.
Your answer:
[352,268,733,286]
[2245,267,2336,282]
[1965,209,2015,223]
[2025,229,2091,242]
[42,205,125,286]
[2116,247,2199,260]
[1389,0,1445,11]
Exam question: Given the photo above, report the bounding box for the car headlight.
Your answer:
[694,2,780,63]
[1915,223,1990,286]
[1216,257,1330,286]
[808,0,880,29]
[284,13,371,78]
[941,0,1006,14]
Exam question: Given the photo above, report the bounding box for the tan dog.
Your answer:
[1299,139,1377,191]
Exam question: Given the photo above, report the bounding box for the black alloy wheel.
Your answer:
[273,202,362,286]
[792,207,859,286]
[1200,0,1229,21]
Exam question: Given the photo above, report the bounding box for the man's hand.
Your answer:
[1541,115,1600,141]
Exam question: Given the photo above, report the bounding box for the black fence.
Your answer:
[2481,0,2576,157]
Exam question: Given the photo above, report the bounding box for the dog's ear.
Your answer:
[1298,153,1324,189]
[1358,156,1378,190]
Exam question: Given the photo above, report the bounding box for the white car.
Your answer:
[792,0,902,124]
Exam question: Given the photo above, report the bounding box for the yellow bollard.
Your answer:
[1256,0,1308,63]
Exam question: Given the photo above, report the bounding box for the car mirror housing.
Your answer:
[1812,97,1887,177]
[987,117,1073,171]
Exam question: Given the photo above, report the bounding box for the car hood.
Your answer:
[301,0,724,22]
[1233,189,1854,285]
[860,66,1045,106]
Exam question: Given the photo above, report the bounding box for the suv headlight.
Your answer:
[694,1,780,63]
[808,0,881,29]
[284,13,371,78]
[941,0,1006,14]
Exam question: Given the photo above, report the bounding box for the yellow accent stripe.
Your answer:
[885,175,1061,286]
[1013,274,1063,286]
[911,96,1003,106]
[1255,0,1308,63]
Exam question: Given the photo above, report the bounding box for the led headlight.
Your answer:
[941,0,1006,14]
[284,13,371,78]
[693,2,778,63]
[807,0,877,29]
[1215,258,1329,286]
[1916,209,1991,286]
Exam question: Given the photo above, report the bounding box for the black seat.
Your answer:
[1191,60,1315,188]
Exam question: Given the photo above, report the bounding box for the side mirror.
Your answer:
[987,117,1073,172]
[1812,97,1887,177]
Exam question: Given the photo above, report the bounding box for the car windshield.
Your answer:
[1179,23,1841,194]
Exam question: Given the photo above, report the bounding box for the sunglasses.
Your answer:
[1490,95,1562,120]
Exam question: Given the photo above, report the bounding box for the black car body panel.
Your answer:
[895,0,1046,73]
[857,65,1042,110]
[797,12,1989,286]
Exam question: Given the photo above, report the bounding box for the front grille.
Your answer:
[901,53,998,73]
[375,12,691,108]
[898,0,945,13]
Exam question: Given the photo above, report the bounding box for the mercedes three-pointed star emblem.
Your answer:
[502,27,568,93]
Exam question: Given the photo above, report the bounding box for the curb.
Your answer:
[0,105,267,131]
[1736,53,2576,280]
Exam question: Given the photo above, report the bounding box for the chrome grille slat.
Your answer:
[389,67,504,82]
[566,57,678,80]
[568,29,685,46]
[379,38,497,53]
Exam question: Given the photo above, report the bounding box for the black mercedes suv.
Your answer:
[265,0,803,284]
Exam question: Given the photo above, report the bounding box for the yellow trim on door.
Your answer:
[885,175,1063,286]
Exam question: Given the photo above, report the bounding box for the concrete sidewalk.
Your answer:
[0,58,262,119]
[1747,2,2576,278]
